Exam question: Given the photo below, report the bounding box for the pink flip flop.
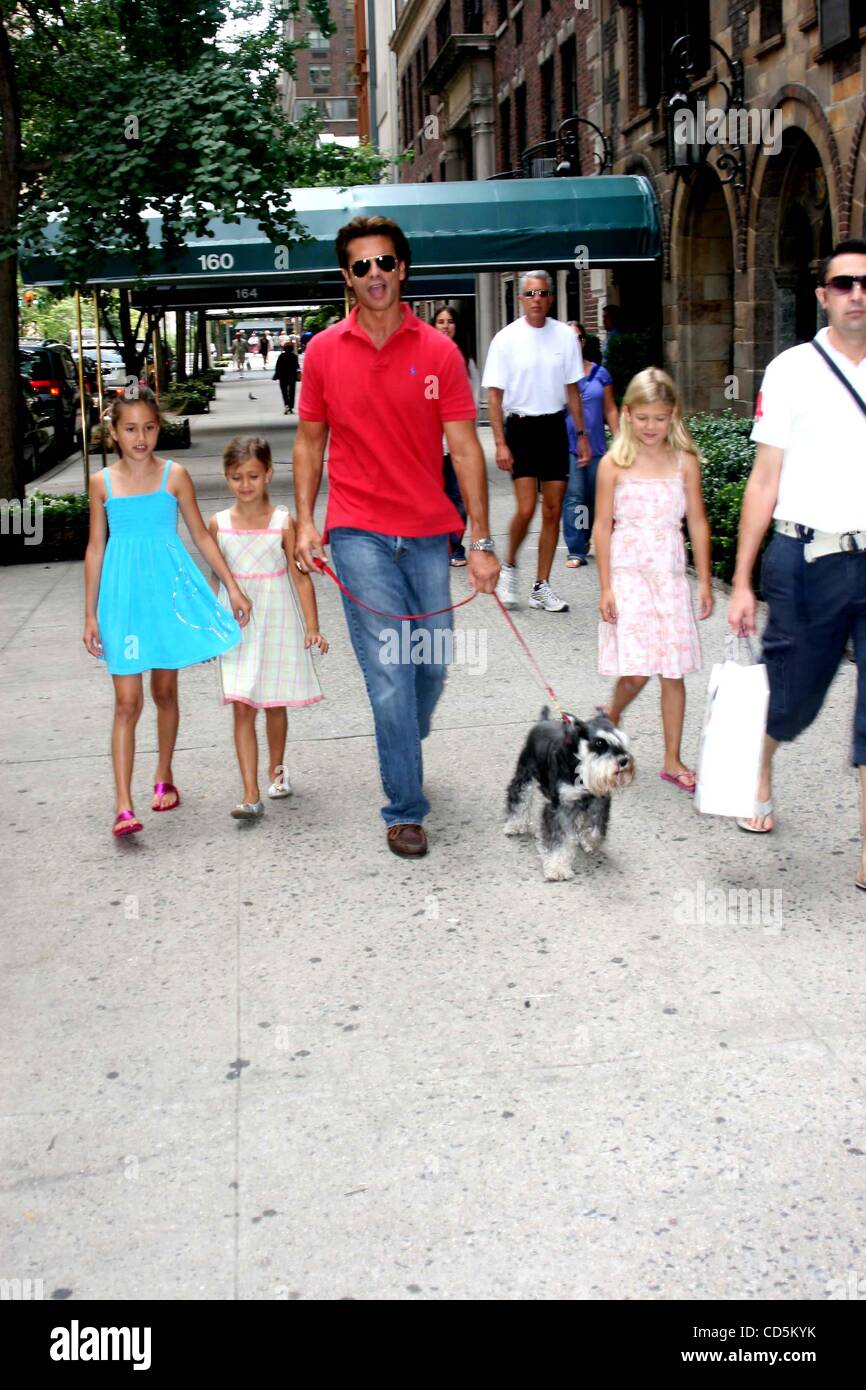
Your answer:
[659,769,696,794]
[113,810,143,838]
[152,782,181,812]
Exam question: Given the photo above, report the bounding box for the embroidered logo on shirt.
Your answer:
[409,366,417,376]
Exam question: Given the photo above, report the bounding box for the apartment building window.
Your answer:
[416,48,424,124]
[641,2,710,113]
[464,0,483,32]
[819,0,866,49]
[515,81,527,158]
[541,57,555,140]
[436,2,452,51]
[308,29,330,57]
[760,0,784,39]
[541,0,550,14]
[500,95,512,170]
[560,35,577,118]
[514,9,523,45]
[497,0,508,23]
[310,66,331,91]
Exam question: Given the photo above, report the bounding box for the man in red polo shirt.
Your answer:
[294,215,499,858]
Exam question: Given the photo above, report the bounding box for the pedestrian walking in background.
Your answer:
[209,435,326,821]
[259,333,271,368]
[483,270,590,612]
[563,323,619,568]
[293,214,499,859]
[273,342,300,414]
[595,368,712,794]
[729,238,866,874]
[232,334,248,372]
[82,387,250,838]
[433,302,481,566]
[248,333,260,364]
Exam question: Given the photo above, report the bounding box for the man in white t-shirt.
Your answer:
[483,270,591,612]
[729,239,866,883]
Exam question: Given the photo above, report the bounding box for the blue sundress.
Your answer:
[97,460,241,675]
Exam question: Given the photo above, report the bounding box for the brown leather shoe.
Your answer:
[386,823,428,858]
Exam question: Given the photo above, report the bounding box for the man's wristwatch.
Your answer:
[469,537,496,553]
[575,429,586,436]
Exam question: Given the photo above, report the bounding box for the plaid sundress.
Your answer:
[216,507,324,708]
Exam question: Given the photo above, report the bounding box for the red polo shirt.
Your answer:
[298,304,476,539]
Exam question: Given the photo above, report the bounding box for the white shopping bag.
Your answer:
[695,636,769,818]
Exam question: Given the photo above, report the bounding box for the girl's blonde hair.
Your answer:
[608,367,697,469]
[223,435,273,472]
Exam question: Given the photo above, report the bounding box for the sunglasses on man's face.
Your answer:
[522,289,551,299]
[350,254,398,277]
[824,274,866,294]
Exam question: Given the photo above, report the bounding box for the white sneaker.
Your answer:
[495,562,519,609]
[268,777,293,799]
[529,580,569,612]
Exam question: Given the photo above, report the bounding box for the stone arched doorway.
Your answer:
[752,126,832,375]
[676,166,735,413]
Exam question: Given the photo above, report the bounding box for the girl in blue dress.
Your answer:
[83,387,251,837]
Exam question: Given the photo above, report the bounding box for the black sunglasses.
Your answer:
[825,274,866,294]
[350,254,398,277]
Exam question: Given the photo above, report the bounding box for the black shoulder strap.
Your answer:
[812,337,866,421]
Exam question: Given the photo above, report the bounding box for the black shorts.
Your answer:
[505,412,569,483]
[761,531,866,764]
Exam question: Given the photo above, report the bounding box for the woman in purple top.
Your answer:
[563,325,620,567]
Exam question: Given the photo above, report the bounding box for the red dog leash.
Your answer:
[312,556,478,619]
[312,556,568,719]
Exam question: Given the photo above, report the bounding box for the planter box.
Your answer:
[0,515,89,566]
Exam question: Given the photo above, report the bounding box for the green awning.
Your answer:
[23,176,660,290]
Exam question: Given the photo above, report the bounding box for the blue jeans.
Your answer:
[563,452,601,558]
[329,528,452,825]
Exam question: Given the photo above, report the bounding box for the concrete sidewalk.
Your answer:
[3,373,866,1301]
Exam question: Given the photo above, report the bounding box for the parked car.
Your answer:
[19,376,56,478]
[18,340,81,455]
[82,348,129,397]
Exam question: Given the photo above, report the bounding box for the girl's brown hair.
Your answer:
[108,383,162,453]
[223,436,273,472]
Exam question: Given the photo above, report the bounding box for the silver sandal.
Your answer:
[736,798,774,834]
[231,801,264,820]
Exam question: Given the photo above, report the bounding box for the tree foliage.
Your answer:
[11,0,385,284]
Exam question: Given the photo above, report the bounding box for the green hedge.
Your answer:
[685,409,761,586]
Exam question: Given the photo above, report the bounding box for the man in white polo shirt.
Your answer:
[729,239,866,884]
[483,270,591,611]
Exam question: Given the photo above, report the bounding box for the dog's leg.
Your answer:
[539,802,574,881]
[504,755,535,836]
[577,794,611,854]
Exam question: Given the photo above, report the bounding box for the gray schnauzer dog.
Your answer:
[504,707,635,880]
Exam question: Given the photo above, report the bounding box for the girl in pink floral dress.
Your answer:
[595,369,713,793]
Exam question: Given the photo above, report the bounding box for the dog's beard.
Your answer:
[578,749,636,796]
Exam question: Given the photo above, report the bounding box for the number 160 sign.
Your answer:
[197,252,234,270]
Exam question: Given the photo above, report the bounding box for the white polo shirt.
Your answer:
[752,326,866,531]
[482,315,583,415]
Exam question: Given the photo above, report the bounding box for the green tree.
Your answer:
[0,1,386,498]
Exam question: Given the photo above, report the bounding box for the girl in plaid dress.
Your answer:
[209,436,327,819]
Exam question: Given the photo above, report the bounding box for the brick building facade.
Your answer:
[601,0,866,412]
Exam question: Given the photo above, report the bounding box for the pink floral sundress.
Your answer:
[598,452,702,678]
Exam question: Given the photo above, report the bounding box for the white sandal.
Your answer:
[736,798,774,834]
[231,801,264,820]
